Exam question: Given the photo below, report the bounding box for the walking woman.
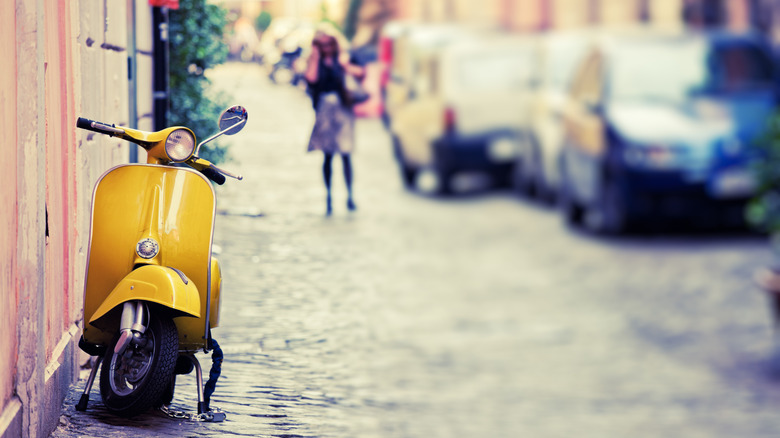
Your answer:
[304,28,365,216]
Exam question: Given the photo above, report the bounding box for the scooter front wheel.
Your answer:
[99,310,178,417]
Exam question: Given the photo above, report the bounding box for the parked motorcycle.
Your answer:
[73,106,247,420]
[268,45,303,85]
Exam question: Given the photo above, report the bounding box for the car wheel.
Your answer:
[560,184,584,225]
[436,168,454,195]
[515,135,546,199]
[527,136,546,199]
[512,161,537,198]
[530,151,557,205]
[536,177,556,205]
[519,154,536,197]
[493,166,513,188]
[393,136,417,190]
[401,164,418,189]
[559,169,584,225]
[511,157,526,195]
[590,176,628,234]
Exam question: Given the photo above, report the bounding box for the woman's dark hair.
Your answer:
[314,34,341,59]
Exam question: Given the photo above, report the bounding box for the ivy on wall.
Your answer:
[168,0,230,164]
[748,113,780,243]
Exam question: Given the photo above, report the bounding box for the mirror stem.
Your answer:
[195,119,247,155]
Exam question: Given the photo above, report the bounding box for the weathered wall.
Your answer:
[13,0,48,436]
[0,1,20,436]
[0,1,153,437]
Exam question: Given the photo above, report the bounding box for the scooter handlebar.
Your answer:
[200,166,227,185]
[76,117,125,136]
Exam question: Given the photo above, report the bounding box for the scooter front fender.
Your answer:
[88,265,201,330]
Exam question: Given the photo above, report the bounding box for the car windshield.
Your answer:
[455,50,532,92]
[546,40,587,91]
[708,43,774,91]
[610,39,774,103]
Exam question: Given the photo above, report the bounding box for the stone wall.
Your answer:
[0,1,153,437]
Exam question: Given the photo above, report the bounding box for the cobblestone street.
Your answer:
[53,62,780,437]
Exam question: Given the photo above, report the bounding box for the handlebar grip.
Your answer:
[76,117,95,130]
[200,166,226,185]
[76,117,124,136]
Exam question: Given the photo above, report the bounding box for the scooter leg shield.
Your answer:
[88,265,201,331]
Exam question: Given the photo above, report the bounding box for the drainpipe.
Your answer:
[127,0,138,163]
[152,7,169,130]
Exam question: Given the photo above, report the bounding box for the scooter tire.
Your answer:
[155,375,176,408]
[99,311,178,418]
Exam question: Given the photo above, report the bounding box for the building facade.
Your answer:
[387,0,765,33]
[0,1,154,437]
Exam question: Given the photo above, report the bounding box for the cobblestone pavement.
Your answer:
[53,62,780,438]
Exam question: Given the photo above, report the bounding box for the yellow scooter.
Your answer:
[73,106,247,419]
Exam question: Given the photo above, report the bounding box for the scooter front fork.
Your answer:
[115,301,147,355]
[75,355,103,412]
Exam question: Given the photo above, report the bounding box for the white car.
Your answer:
[390,35,535,193]
[514,31,591,201]
[383,24,467,132]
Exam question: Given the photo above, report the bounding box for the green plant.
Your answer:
[342,0,363,41]
[747,112,780,241]
[256,11,272,32]
[169,0,230,164]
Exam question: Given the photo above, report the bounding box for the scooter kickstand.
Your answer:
[188,354,207,415]
[186,354,226,422]
[75,356,103,412]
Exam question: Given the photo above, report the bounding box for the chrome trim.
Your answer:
[130,301,147,333]
[136,238,160,259]
[91,122,125,136]
[203,174,217,350]
[167,266,189,285]
[115,301,137,355]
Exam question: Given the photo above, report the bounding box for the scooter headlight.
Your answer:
[165,128,196,162]
[136,238,160,259]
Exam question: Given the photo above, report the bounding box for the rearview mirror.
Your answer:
[218,106,248,135]
[196,105,249,155]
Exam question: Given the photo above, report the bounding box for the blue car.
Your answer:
[559,30,777,233]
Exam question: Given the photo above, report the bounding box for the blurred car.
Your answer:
[228,16,261,62]
[383,24,468,132]
[390,34,535,193]
[256,18,298,64]
[268,24,314,85]
[378,20,417,125]
[257,18,313,69]
[559,30,777,232]
[514,31,591,202]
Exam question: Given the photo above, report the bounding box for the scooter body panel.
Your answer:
[83,164,216,351]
